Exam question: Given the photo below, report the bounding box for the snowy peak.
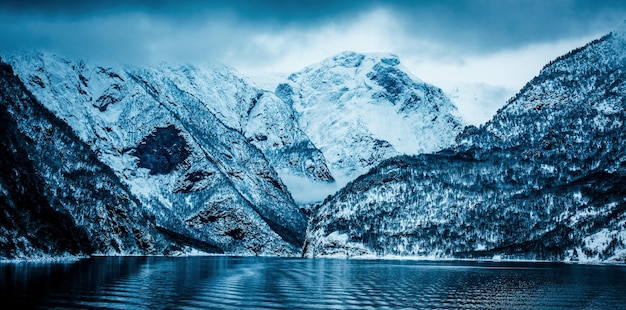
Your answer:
[288,51,423,106]
[122,61,333,184]
[328,51,369,68]
[278,51,463,182]
[130,62,256,132]
[315,51,406,76]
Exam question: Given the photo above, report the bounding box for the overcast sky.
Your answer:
[1,0,625,124]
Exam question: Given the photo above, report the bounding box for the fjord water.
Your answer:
[2,257,625,309]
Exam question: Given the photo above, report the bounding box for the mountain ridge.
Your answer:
[0,59,181,258]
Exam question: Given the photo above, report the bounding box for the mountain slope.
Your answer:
[305,25,626,263]
[0,60,177,259]
[5,54,311,255]
[129,63,334,184]
[277,51,463,182]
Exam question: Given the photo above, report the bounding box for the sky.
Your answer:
[1,0,625,124]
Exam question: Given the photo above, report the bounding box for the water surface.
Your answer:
[2,256,625,309]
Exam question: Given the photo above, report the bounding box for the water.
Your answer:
[2,256,626,309]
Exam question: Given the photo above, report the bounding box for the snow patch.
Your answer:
[540,164,557,174]
[327,231,349,243]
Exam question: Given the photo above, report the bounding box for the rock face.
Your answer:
[245,90,334,184]
[0,61,174,259]
[305,25,626,263]
[4,54,313,257]
[276,51,463,181]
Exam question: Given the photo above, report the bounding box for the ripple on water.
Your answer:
[2,257,626,309]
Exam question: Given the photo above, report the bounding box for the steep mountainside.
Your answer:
[276,52,463,182]
[6,53,311,256]
[0,60,177,259]
[305,25,626,263]
[128,63,334,184]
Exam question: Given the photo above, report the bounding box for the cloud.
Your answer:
[403,33,602,125]
[384,0,626,55]
[0,0,379,33]
[2,0,624,66]
[0,9,280,67]
[1,0,624,126]
[229,8,402,74]
[279,173,352,204]
[407,33,601,88]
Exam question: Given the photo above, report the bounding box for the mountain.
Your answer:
[276,51,463,184]
[1,48,464,258]
[4,53,315,256]
[304,24,626,263]
[0,60,181,259]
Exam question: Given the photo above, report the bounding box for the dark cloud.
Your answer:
[387,0,626,54]
[0,0,377,64]
[0,0,624,65]
[4,0,624,32]
[0,0,376,24]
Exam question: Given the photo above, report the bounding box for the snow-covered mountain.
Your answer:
[1,49,464,259]
[10,28,622,263]
[276,52,464,184]
[305,23,626,263]
[0,61,178,258]
[4,53,321,256]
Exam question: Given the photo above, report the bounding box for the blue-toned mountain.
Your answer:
[277,52,463,184]
[1,48,464,259]
[305,23,626,263]
[0,60,180,258]
[3,54,311,257]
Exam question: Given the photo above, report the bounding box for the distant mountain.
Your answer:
[305,24,626,263]
[276,52,463,183]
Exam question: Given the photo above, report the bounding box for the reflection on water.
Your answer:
[2,256,626,309]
